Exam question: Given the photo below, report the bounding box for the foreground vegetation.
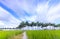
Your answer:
[0,30,23,39]
[26,30,60,39]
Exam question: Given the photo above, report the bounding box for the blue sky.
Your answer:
[0,0,60,28]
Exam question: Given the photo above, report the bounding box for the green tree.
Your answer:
[30,22,35,26]
[25,21,29,26]
[56,24,60,27]
[17,21,26,28]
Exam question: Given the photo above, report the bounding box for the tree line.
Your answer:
[17,21,60,28]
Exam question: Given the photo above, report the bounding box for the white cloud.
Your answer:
[19,15,37,22]
[47,3,60,23]
[0,21,4,25]
[0,7,20,28]
[0,21,6,28]
[36,5,45,13]
[25,15,37,22]
[35,1,49,22]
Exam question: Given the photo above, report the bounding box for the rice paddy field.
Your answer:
[0,30,23,39]
[26,30,60,39]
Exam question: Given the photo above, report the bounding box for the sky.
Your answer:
[0,0,60,28]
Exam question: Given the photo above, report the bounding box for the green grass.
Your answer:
[0,30,23,39]
[26,30,60,39]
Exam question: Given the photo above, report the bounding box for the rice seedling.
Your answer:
[26,30,60,39]
[0,30,23,39]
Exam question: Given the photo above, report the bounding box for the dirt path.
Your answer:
[8,32,27,39]
[23,32,27,39]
